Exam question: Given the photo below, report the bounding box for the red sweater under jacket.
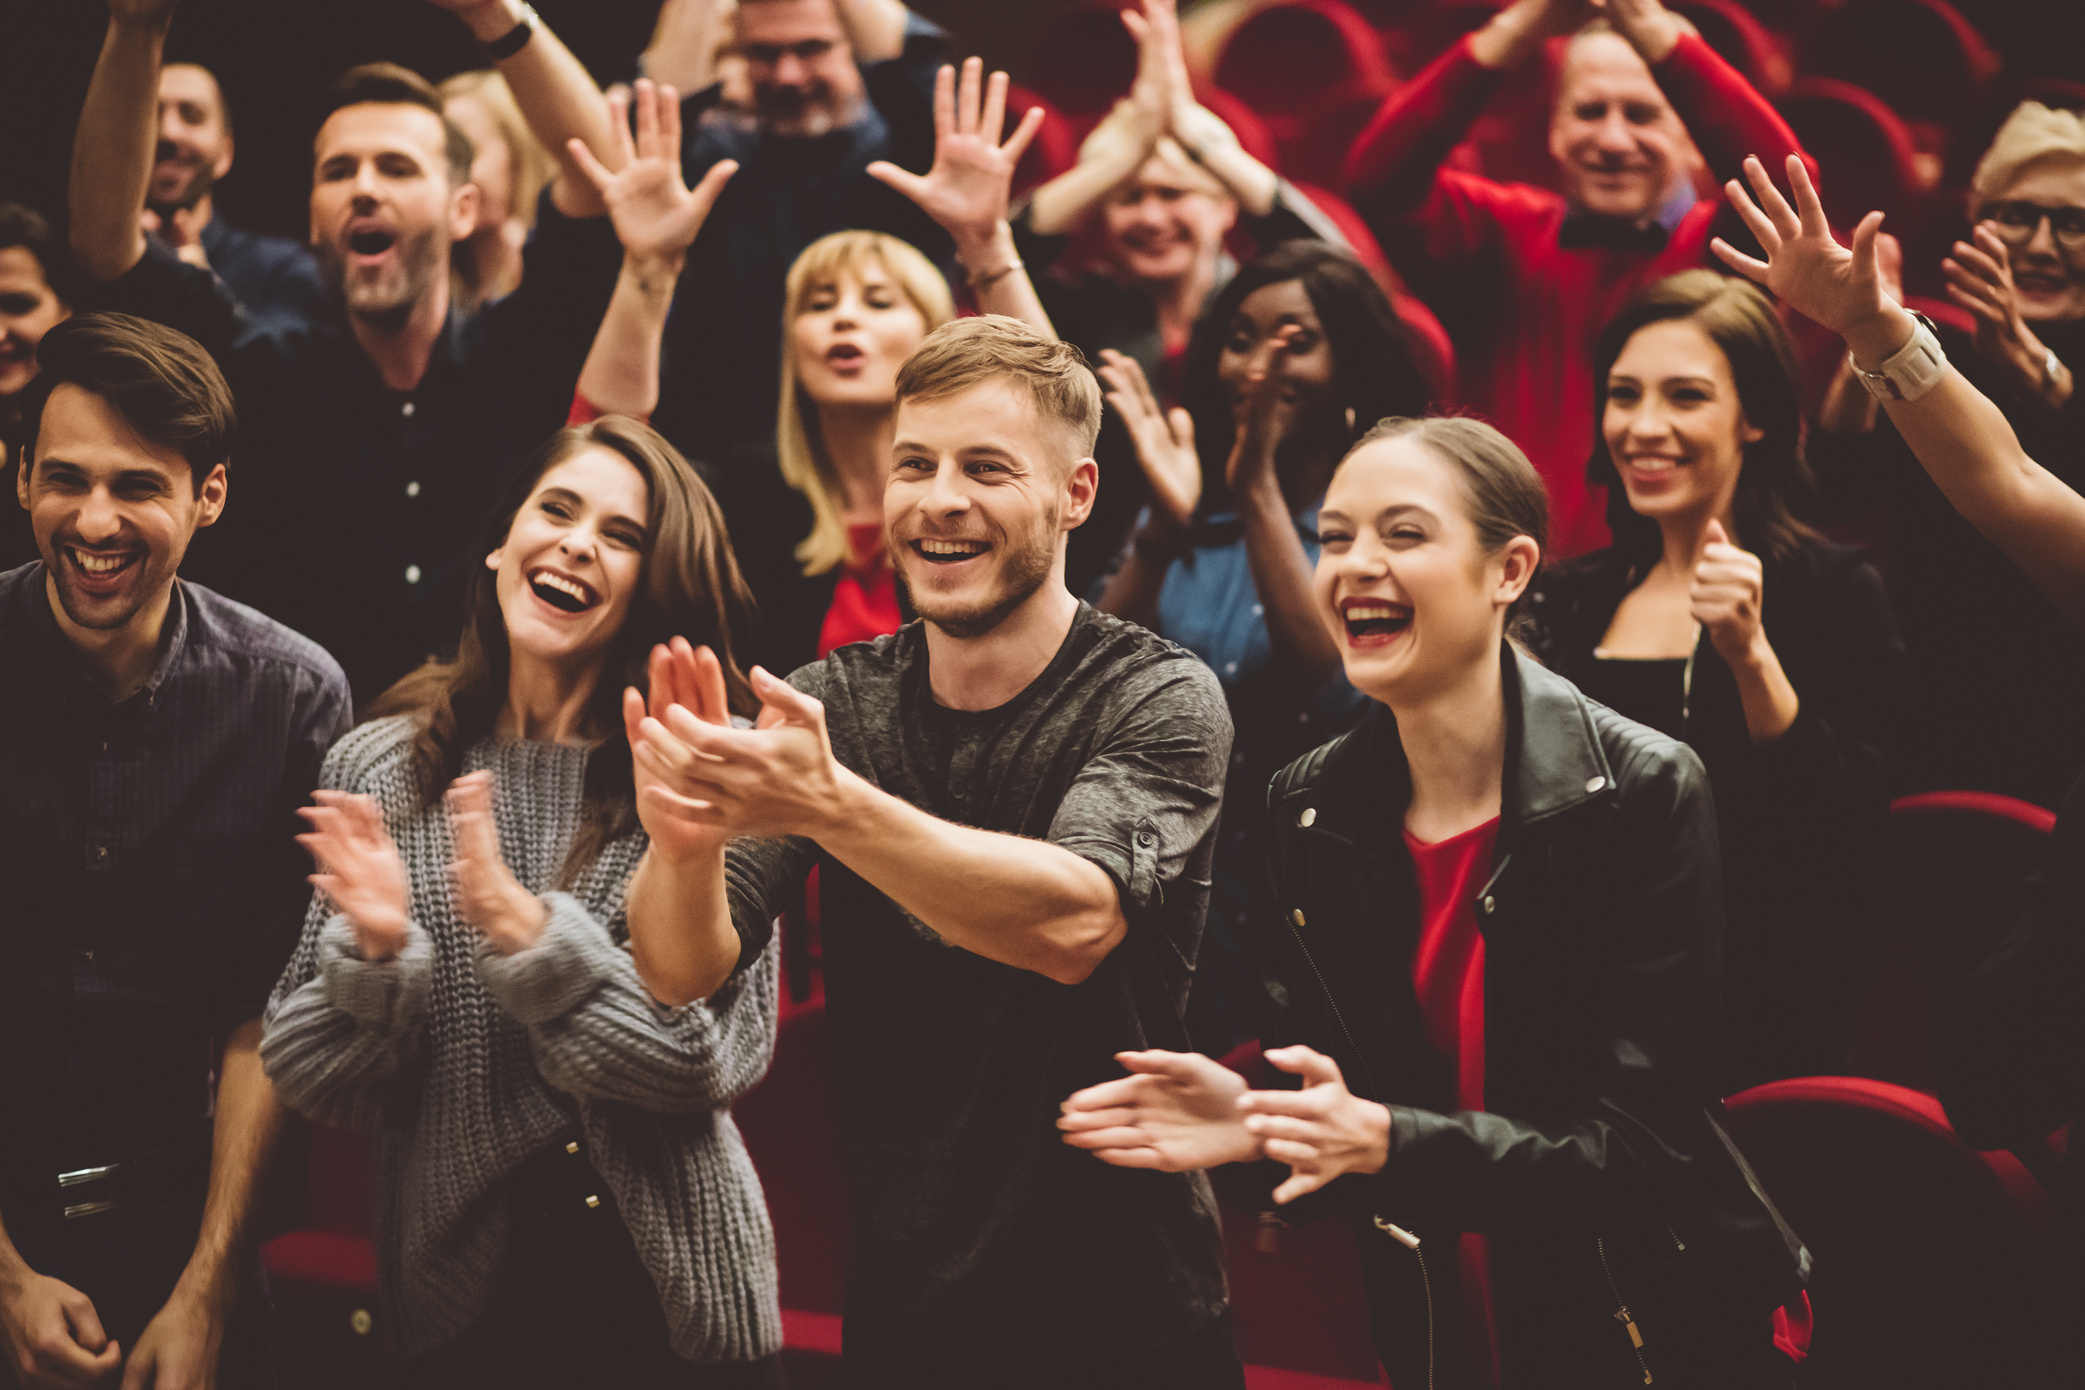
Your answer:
[1344,33,1812,557]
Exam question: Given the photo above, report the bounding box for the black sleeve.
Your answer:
[479,194,626,453]
[1939,769,2085,1150]
[1752,549,1903,814]
[1239,182,1352,253]
[861,11,950,177]
[95,237,250,364]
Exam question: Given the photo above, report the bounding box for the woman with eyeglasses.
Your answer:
[1811,101,2085,809]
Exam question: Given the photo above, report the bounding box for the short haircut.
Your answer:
[895,316,1102,460]
[161,59,233,135]
[0,202,86,307]
[1970,101,2085,215]
[322,62,476,188]
[33,313,236,495]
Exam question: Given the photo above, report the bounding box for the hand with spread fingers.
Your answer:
[866,57,1045,253]
[1098,348,1200,531]
[1712,154,1907,349]
[567,79,738,272]
[623,637,740,865]
[1689,518,1769,667]
[296,792,412,963]
[1058,1050,1260,1172]
[446,771,548,957]
[1943,222,2066,406]
[1238,1045,1392,1205]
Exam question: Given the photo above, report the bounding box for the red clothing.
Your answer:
[1405,816,1502,1386]
[1344,34,1811,557]
[816,522,901,660]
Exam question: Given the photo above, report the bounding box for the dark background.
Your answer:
[5,0,2084,242]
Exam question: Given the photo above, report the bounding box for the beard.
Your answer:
[317,222,447,329]
[148,146,215,214]
[757,83,862,140]
[895,503,1059,640]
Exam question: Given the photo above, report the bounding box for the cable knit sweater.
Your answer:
[260,717,781,1362]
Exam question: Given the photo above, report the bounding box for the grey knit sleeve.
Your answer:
[476,891,778,1114]
[261,914,435,1130]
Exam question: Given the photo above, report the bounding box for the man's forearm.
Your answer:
[69,13,167,281]
[176,1019,286,1315]
[625,846,740,1007]
[454,0,620,218]
[834,0,910,64]
[813,772,1126,985]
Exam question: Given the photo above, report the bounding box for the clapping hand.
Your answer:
[867,58,1044,249]
[1689,519,1768,667]
[1058,1050,1261,1171]
[1943,222,2058,401]
[1237,1046,1392,1205]
[568,80,738,270]
[624,638,739,865]
[1226,324,1309,499]
[297,792,411,963]
[447,771,547,956]
[1098,349,1200,530]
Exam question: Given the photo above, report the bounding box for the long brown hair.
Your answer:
[371,416,758,886]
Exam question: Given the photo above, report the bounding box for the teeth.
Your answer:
[71,549,128,574]
[919,540,986,556]
[530,570,591,604]
[1345,605,1403,621]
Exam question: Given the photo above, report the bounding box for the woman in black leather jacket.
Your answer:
[1060,416,1809,1388]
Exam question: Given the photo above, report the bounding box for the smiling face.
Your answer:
[487,447,652,676]
[1982,157,2085,324]
[310,103,474,324]
[1603,317,1760,530]
[22,383,224,632]
[737,0,866,139]
[1549,32,1690,222]
[1314,436,1533,707]
[0,247,70,400]
[151,64,234,212]
[886,379,1095,638]
[1100,149,1238,287]
[1218,279,1338,429]
[790,261,931,409]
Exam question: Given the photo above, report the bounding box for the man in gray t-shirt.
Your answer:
[622,317,1239,1386]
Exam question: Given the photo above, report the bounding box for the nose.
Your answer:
[918,457,972,518]
[2021,215,2062,261]
[1594,111,1636,153]
[1621,393,1670,445]
[76,485,123,543]
[773,53,809,87]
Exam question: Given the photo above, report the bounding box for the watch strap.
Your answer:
[485,3,539,60]
[1850,312,1946,404]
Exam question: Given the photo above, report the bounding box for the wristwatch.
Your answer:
[1849,312,1947,403]
[485,2,539,60]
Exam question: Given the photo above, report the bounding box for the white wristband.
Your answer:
[1850,313,1946,403]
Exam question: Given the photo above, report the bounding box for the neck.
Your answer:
[463,222,526,303]
[189,191,216,232]
[47,572,173,701]
[817,401,894,520]
[922,581,1079,712]
[1391,647,1508,841]
[1149,253,1218,350]
[350,278,451,393]
[498,649,602,745]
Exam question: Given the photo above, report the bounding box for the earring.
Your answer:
[1345,406,1357,434]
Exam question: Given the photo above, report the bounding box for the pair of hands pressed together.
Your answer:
[1059,1046,1393,1205]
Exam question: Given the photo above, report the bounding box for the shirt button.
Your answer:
[404,565,422,585]
[1224,661,1238,675]
[1136,828,1156,846]
[1252,604,1264,617]
[405,480,421,498]
[79,948,94,962]
[401,401,416,418]
[95,846,109,862]
[1482,895,1496,915]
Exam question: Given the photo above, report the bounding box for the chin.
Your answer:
[1574,181,1656,221]
[1124,249,1194,284]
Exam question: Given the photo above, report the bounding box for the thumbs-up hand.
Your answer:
[1689,519,1768,667]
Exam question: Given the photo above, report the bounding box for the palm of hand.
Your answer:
[606,162,704,259]
[915,136,1016,231]
[1127,1071,1254,1170]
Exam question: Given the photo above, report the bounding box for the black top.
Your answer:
[1811,316,2085,809]
[194,215,328,337]
[97,202,623,704]
[722,606,1233,1356]
[1527,538,1905,1091]
[1575,654,1686,741]
[0,564,350,1171]
[655,14,950,459]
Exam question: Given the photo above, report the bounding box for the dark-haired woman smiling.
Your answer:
[260,417,782,1386]
[1527,270,1903,1092]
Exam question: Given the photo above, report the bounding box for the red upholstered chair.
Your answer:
[1845,791,2055,1095]
[1795,0,1999,128]
[1004,83,1081,196]
[1013,0,1141,130]
[1720,1077,2063,1387]
[732,1001,849,1377]
[1213,1,1397,187]
[1672,0,1792,96]
[1776,78,1928,233]
[260,1124,388,1388]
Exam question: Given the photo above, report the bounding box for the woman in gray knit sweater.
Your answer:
[260,417,784,1387]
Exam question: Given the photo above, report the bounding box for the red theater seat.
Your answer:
[1014,1,1141,128]
[1721,1076,2062,1387]
[1213,1,1397,187]
[1796,0,1999,128]
[1777,78,1927,233]
[260,1123,388,1389]
[1672,0,1792,96]
[1846,791,2055,1094]
[1004,83,1080,195]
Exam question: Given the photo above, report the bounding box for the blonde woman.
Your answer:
[440,69,558,309]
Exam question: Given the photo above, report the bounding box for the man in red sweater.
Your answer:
[1345,0,1811,555]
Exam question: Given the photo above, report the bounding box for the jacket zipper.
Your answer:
[1596,1236,1653,1384]
[1376,1219,1435,1390]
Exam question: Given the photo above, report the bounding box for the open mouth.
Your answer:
[527,566,599,614]
[66,546,142,582]
[910,538,990,565]
[825,343,864,366]
[1622,454,1683,480]
[347,228,395,257]
[1340,598,1411,643]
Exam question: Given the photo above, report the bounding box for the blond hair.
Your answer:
[438,69,556,231]
[1970,102,2085,215]
[896,315,1103,459]
[778,231,955,576]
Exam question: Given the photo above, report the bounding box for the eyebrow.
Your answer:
[1319,502,1438,525]
[1608,373,1718,388]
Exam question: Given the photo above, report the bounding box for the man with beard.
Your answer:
[144,61,329,336]
[1344,0,1810,556]
[650,0,954,455]
[0,312,349,1390]
[67,0,635,701]
[620,316,1242,1388]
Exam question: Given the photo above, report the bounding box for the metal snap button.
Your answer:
[1585,776,1606,793]
[1290,908,1307,928]
[1481,895,1496,915]
[1299,807,1317,828]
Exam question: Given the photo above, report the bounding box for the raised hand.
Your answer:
[297,792,411,963]
[1098,349,1200,529]
[866,58,1045,248]
[1237,1045,1392,1205]
[106,0,179,24]
[446,771,548,956]
[1713,154,1900,342]
[1119,0,1183,140]
[1689,519,1768,667]
[1944,222,2059,401]
[1226,324,1309,499]
[624,637,738,864]
[567,80,737,268]
[1058,1050,1261,1171]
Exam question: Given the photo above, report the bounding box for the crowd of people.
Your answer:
[0,0,2079,1386]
